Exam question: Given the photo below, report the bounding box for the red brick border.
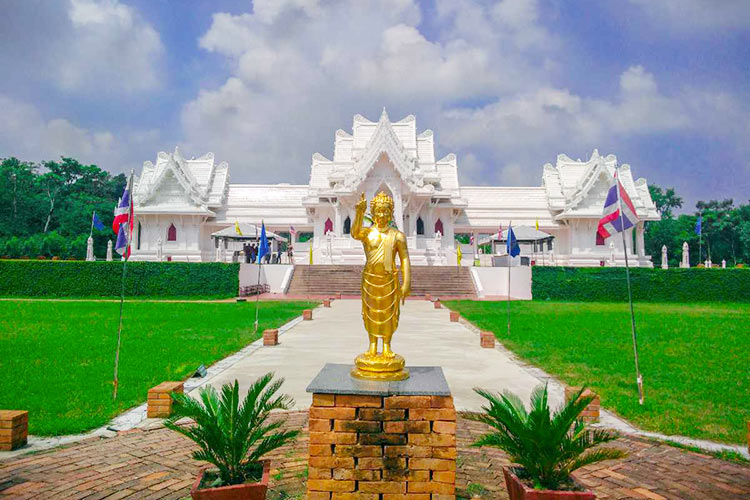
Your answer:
[303,309,313,320]
[263,329,279,346]
[480,331,495,348]
[565,387,600,423]
[147,382,184,419]
[0,410,28,451]
[449,311,460,322]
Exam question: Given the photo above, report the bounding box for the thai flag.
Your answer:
[598,171,638,240]
[113,180,133,258]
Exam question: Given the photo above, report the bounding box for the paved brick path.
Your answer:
[1,412,748,499]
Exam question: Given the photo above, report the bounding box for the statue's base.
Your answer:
[306,364,456,497]
[352,352,408,381]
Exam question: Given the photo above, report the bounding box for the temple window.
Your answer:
[167,223,177,242]
[596,231,605,246]
[434,218,444,236]
[416,217,424,235]
[324,218,333,235]
[343,216,351,234]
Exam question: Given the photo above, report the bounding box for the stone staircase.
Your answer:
[286,265,477,297]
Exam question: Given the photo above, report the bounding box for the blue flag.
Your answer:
[695,215,702,235]
[506,225,520,257]
[92,212,105,231]
[256,222,269,263]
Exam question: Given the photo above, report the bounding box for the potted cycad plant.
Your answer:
[464,384,625,500]
[165,373,299,500]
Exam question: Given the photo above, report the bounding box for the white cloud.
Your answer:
[0,94,161,171]
[629,0,750,32]
[0,0,164,94]
[57,0,164,92]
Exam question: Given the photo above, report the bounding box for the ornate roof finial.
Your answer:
[380,107,389,122]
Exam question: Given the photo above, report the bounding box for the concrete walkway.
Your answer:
[200,299,564,411]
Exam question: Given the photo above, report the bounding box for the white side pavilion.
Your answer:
[130,110,659,266]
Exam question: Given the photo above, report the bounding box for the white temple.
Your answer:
[131,110,660,266]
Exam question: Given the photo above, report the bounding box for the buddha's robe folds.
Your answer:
[361,227,400,340]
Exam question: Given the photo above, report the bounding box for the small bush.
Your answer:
[0,260,239,297]
[532,266,750,302]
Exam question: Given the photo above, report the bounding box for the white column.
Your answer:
[636,222,645,257]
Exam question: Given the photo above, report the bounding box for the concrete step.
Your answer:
[287,265,477,297]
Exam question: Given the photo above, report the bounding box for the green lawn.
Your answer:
[444,300,750,445]
[0,300,316,436]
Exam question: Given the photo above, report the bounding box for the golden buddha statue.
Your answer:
[350,191,411,381]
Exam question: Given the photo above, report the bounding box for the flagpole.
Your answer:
[506,221,512,337]
[698,211,702,266]
[254,222,263,334]
[113,170,134,400]
[616,168,644,405]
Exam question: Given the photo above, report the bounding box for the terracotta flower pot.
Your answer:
[503,467,595,500]
[190,461,270,500]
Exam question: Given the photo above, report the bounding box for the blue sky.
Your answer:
[1,0,748,210]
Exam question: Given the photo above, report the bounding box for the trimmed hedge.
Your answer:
[0,260,239,297]
[532,266,750,302]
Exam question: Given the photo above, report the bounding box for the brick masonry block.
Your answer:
[303,309,313,320]
[409,408,456,421]
[565,387,601,423]
[323,299,331,307]
[308,491,331,500]
[309,444,333,457]
[433,299,441,309]
[384,395,432,409]
[384,421,430,434]
[408,458,455,471]
[309,418,332,432]
[309,407,356,420]
[358,409,406,421]
[480,330,495,348]
[335,394,382,407]
[262,328,278,346]
[0,410,28,451]
[147,382,183,418]
[430,396,454,408]
[313,393,336,407]
[449,310,460,322]
[308,391,456,496]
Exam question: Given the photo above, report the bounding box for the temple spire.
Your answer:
[379,107,389,123]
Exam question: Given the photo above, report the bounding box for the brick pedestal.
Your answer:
[303,309,313,320]
[0,410,28,451]
[306,364,456,499]
[433,300,441,309]
[147,382,184,418]
[564,387,600,423]
[263,328,279,346]
[449,311,459,322]
[323,299,332,308]
[479,331,495,348]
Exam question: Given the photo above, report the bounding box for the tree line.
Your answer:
[0,157,126,259]
[646,185,749,267]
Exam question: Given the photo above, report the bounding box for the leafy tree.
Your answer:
[648,185,682,219]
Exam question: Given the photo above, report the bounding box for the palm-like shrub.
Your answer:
[464,384,625,491]
[165,373,299,487]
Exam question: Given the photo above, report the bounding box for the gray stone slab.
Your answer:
[306,363,451,396]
